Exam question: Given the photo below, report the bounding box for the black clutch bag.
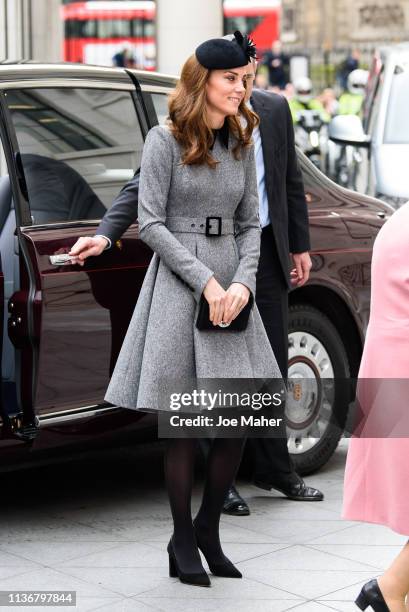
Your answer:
[196,293,254,331]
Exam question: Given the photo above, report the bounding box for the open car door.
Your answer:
[0,68,154,441]
[0,140,5,435]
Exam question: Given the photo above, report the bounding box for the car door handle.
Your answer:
[49,254,75,266]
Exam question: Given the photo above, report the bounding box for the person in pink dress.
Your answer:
[343,201,409,611]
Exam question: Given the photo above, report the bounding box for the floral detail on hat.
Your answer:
[233,31,258,61]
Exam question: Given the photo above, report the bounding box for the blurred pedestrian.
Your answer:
[288,77,330,123]
[318,88,339,117]
[337,48,360,91]
[337,69,368,116]
[343,201,409,612]
[112,43,134,68]
[261,40,289,90]
[282,82,295,100]
[254,70,268,90]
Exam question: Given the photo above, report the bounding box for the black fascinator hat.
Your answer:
[195,30,257,70]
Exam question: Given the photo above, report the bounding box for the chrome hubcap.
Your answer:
[286,331,335,455]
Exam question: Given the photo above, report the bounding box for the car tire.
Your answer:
[287,304,351,475]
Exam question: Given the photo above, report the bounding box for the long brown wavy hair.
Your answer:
[168,54,259,168]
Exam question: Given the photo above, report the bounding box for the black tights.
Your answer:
[164,435,246,572]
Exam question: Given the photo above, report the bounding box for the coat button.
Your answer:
[200,224,204,227]
[191,223,195,227]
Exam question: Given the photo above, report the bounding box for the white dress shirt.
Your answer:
[248,101,271,229]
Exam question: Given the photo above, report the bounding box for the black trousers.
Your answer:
[249,224,296,481]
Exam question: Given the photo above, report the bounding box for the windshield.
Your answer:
[384,62,409,144]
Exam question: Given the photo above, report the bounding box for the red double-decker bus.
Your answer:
[223,0,280,53]
[62,1,280,69]
[62,1,156,68]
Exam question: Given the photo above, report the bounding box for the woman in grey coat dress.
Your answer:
[69,32,282,587]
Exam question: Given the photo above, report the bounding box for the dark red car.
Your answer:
[0,64,390,474]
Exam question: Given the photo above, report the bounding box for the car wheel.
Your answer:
[287,304,351,475]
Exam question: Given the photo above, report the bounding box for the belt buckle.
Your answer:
[205,216,222,237]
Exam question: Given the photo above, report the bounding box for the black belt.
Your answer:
[165,216,234,237]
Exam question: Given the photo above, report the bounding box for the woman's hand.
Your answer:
[222,282,250,325]
[68,236,108,266]
[203,276,227,326]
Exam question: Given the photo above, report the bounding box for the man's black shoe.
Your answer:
[222,485,250,515]
[253,474,324,501]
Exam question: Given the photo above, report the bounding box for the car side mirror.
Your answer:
[328,115,371,148]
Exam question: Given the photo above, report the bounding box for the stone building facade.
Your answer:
[282,0,409,50]
[0,0,62,62]
[280,0,409,85]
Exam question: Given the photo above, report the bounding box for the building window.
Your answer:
[281,6,297,43]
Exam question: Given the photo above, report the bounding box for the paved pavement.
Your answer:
[0,438,405,611]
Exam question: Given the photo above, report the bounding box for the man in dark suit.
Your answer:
[221,64,324,512]
[197,58,322,515]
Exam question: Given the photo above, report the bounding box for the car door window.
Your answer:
[363,63,384,135]
[0,138,6,180]
[0,136,18,384]
[383,63,409,144]
[4,87,143,225]
[150,92,169,125]
[0,137,9,233]
[0,135,11,241]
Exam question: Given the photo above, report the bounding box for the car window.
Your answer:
[0,137,11,233]
[0,137,6,180]
[150,92,169,125]
[0,133,20,386]
[363,58,384,134]
[383,62,409,144]
[362,57,378,129]
[4,87,143,225]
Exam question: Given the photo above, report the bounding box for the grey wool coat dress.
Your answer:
[104,123,282,413]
